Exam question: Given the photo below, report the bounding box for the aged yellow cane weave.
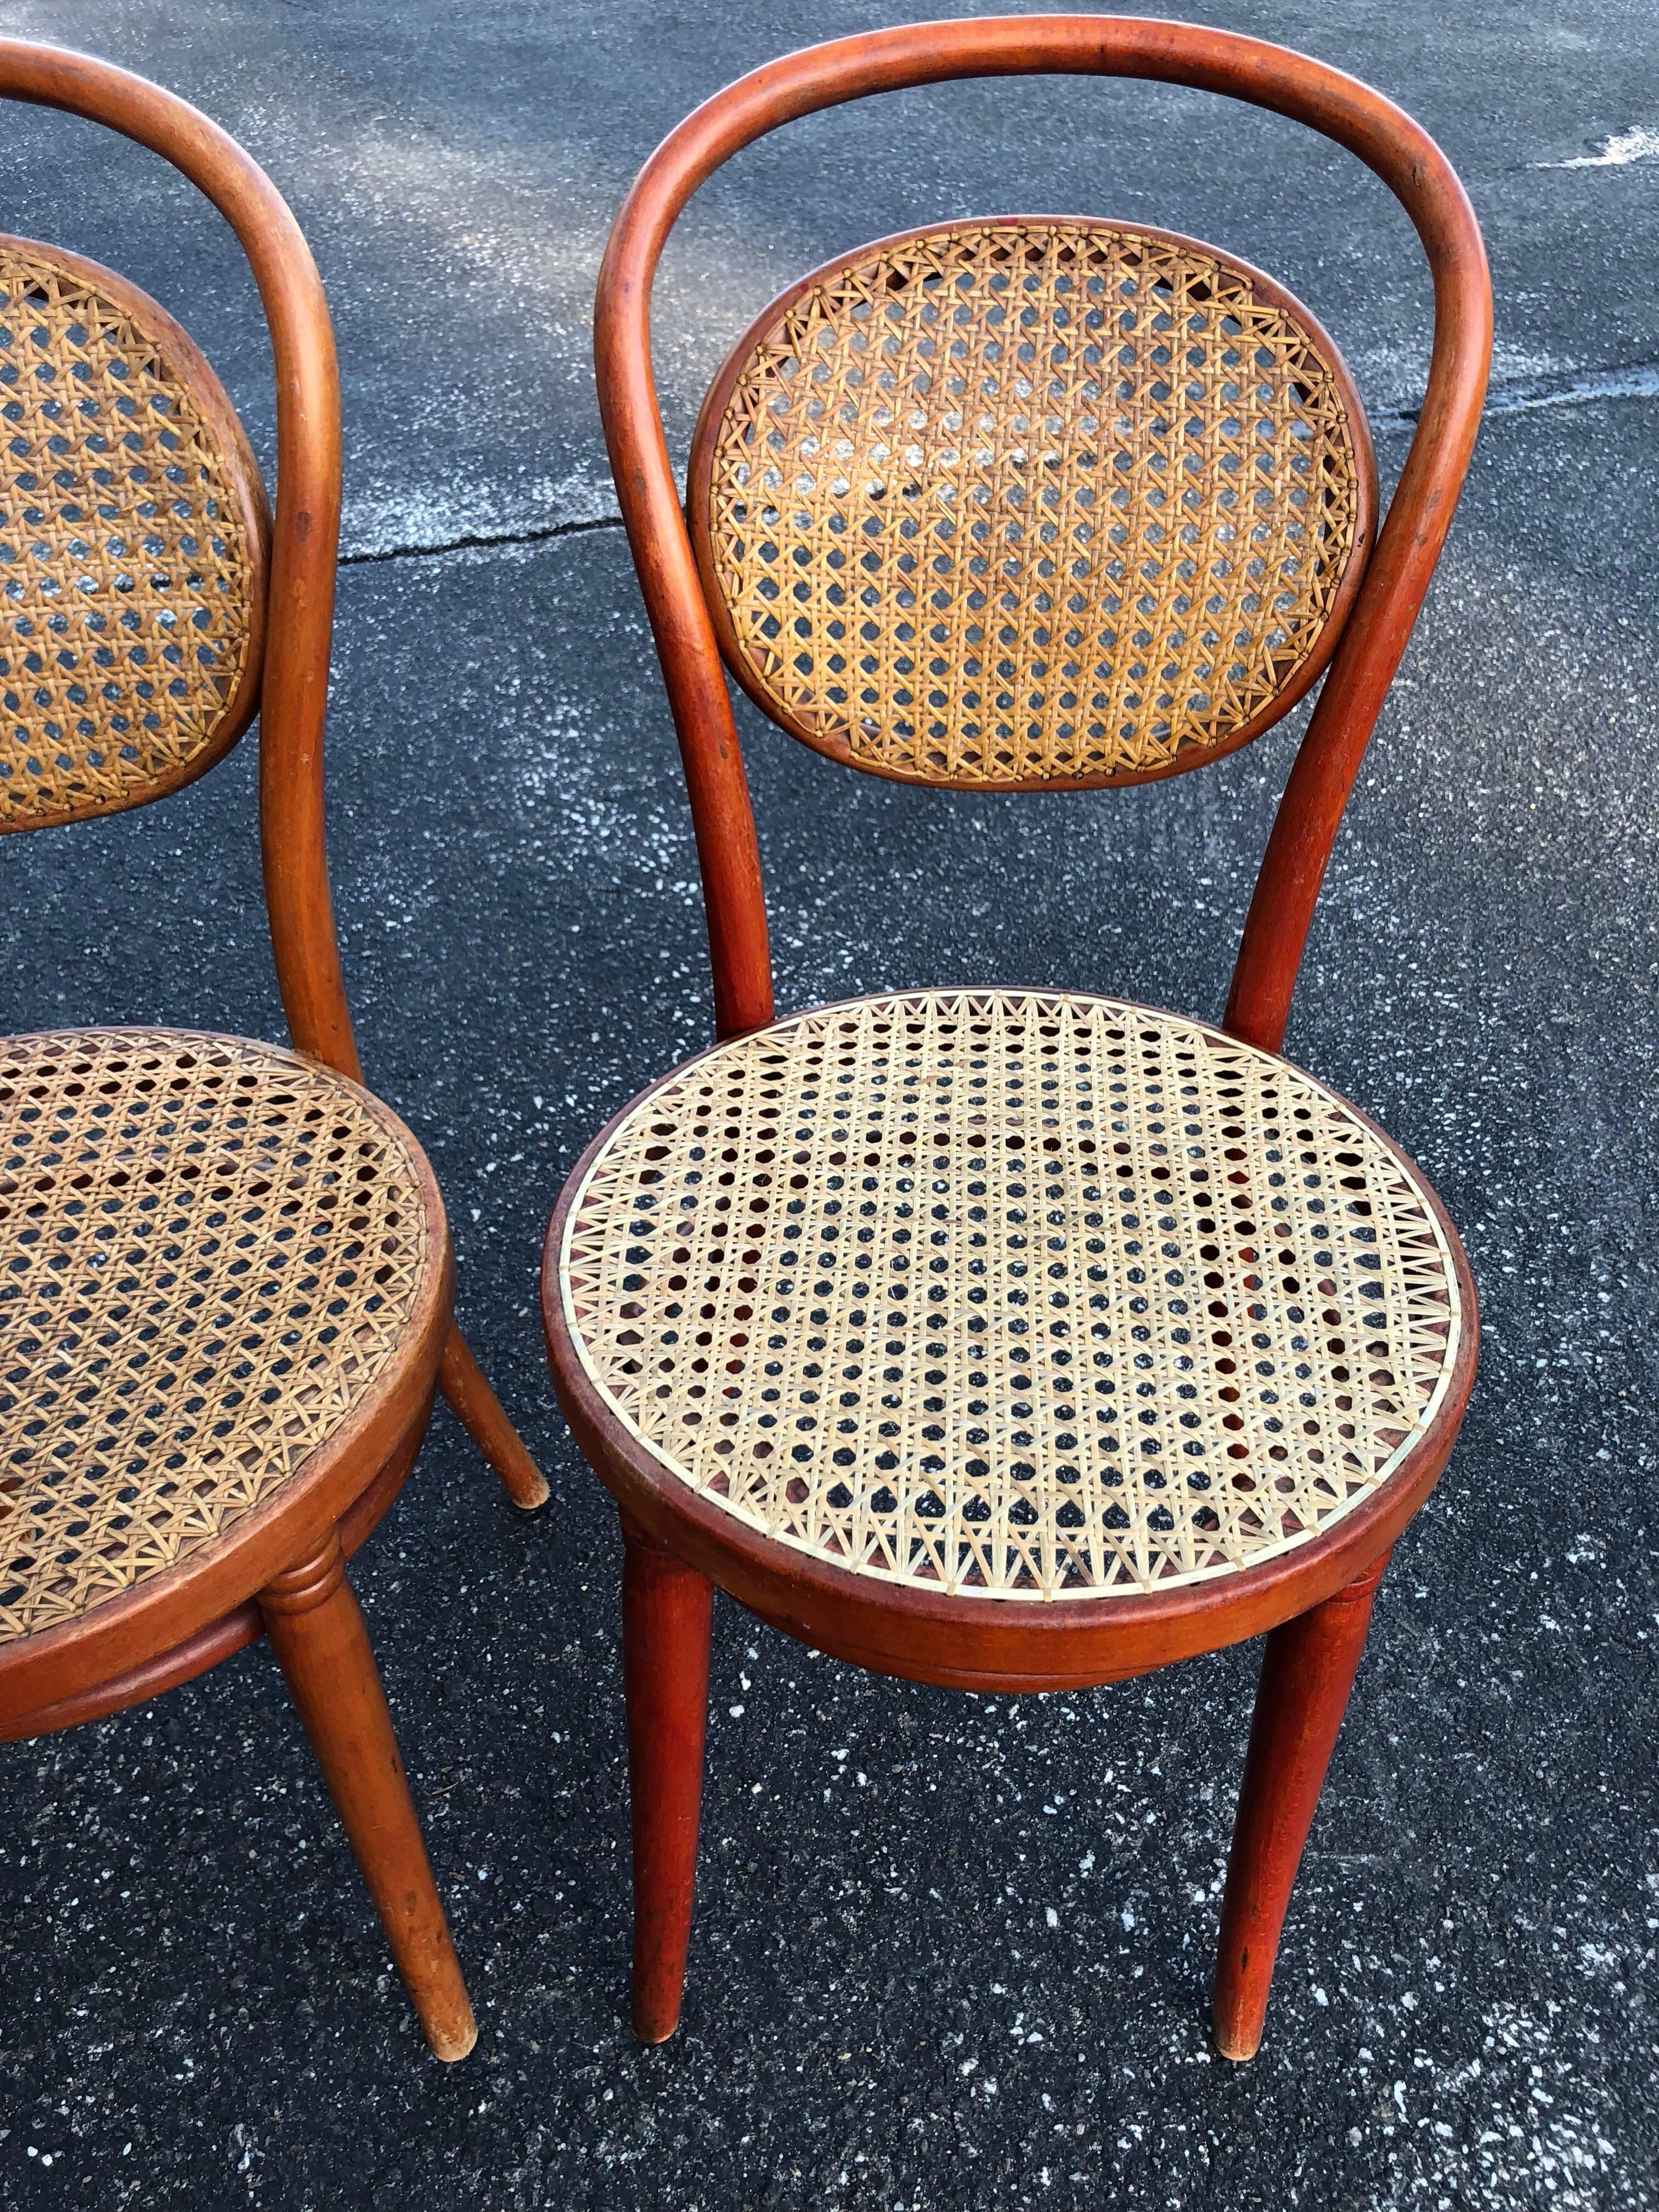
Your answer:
[696,222,1368,783]
[560,992,1460,1599]
[0,1030,437,1640]
[0,240,260,830]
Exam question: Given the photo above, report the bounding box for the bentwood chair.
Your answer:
[545,18,1492,2059]
[0,44,548,2060]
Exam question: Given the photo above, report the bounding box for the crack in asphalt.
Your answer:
[338,511,624,567]
[338,357,1659,568]
[1372,357,1659,436]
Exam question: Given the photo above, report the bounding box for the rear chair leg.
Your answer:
[620,1513,713,2043]
[261,1531,477,2061]
[440,1321,551,1510]
[1212,1552,1391,2061]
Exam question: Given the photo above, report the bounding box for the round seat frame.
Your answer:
[562,14,1492,2066]
[0,1028,450,1734]
[546,991,1476,1692]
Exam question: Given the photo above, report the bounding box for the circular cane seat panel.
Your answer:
[0,238,267,831]
[690,221,1373,788]
[0,1030,438,1641]
[559,992,1462,1601]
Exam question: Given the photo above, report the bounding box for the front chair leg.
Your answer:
[440,1321,551,1510]
[261,1531,477,2061]
[620,1512,713,2043]
[1212,1551,1391,2062]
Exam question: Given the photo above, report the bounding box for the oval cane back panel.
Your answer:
[561,991,1461,1600]
[690,222,1374,787]
[0,1030,438,1641]
[0,238,268,832]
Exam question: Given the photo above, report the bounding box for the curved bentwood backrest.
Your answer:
[596,16,1492,1053]
[0,42,360,1083]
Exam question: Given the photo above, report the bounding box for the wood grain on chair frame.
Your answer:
[0,40,542,2058]
[548,14,1492,2058]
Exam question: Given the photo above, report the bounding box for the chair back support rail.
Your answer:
[0,39,360,1084]
[0,40,551,1558]
[594,14,1492,1053]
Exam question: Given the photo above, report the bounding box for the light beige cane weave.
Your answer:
[0,239,263,831]
[0,1030,438,1640]
[560,991,1461,1599]
[693,221,1370,785]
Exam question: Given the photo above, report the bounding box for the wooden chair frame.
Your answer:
[0,42,546,2058]
[551,16,1492,2058]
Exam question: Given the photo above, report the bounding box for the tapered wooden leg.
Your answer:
[621,1513,714,2044]
[1212,1552,1391,2062]
[261,1531,477,2061]
[439,1321,550,1510]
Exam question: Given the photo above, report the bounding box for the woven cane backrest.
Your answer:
[688,221,1375,789]
[0,236,268,832]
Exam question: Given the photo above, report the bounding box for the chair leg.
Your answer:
[1212,1551,1391,2062]
[439,1320,551,1510]
[620,1512,713,2044]
[261,1531,477,2062]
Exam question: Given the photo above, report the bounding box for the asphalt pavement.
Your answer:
[1,3,1656,2207]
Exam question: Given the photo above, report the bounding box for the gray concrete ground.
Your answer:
[1,2,1657,2205]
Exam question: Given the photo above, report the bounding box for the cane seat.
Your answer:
[0,1028,442,1641]
[557,991,1463,1600]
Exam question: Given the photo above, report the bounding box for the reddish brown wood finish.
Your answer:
[571,18,1490,2056]
[620,1515,715,2042]
[0,41,355,1068]
[439,1325,552,1510]
[595,14,1492,1048]
[1212,1552,1391,2060]
[544,1009,1477,1694]
[546,1043,1476,2043]
[0,1106,452,1725]
[0,38,538,2055]
[261,1533,477,2062]
[0,1398,434,1743]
